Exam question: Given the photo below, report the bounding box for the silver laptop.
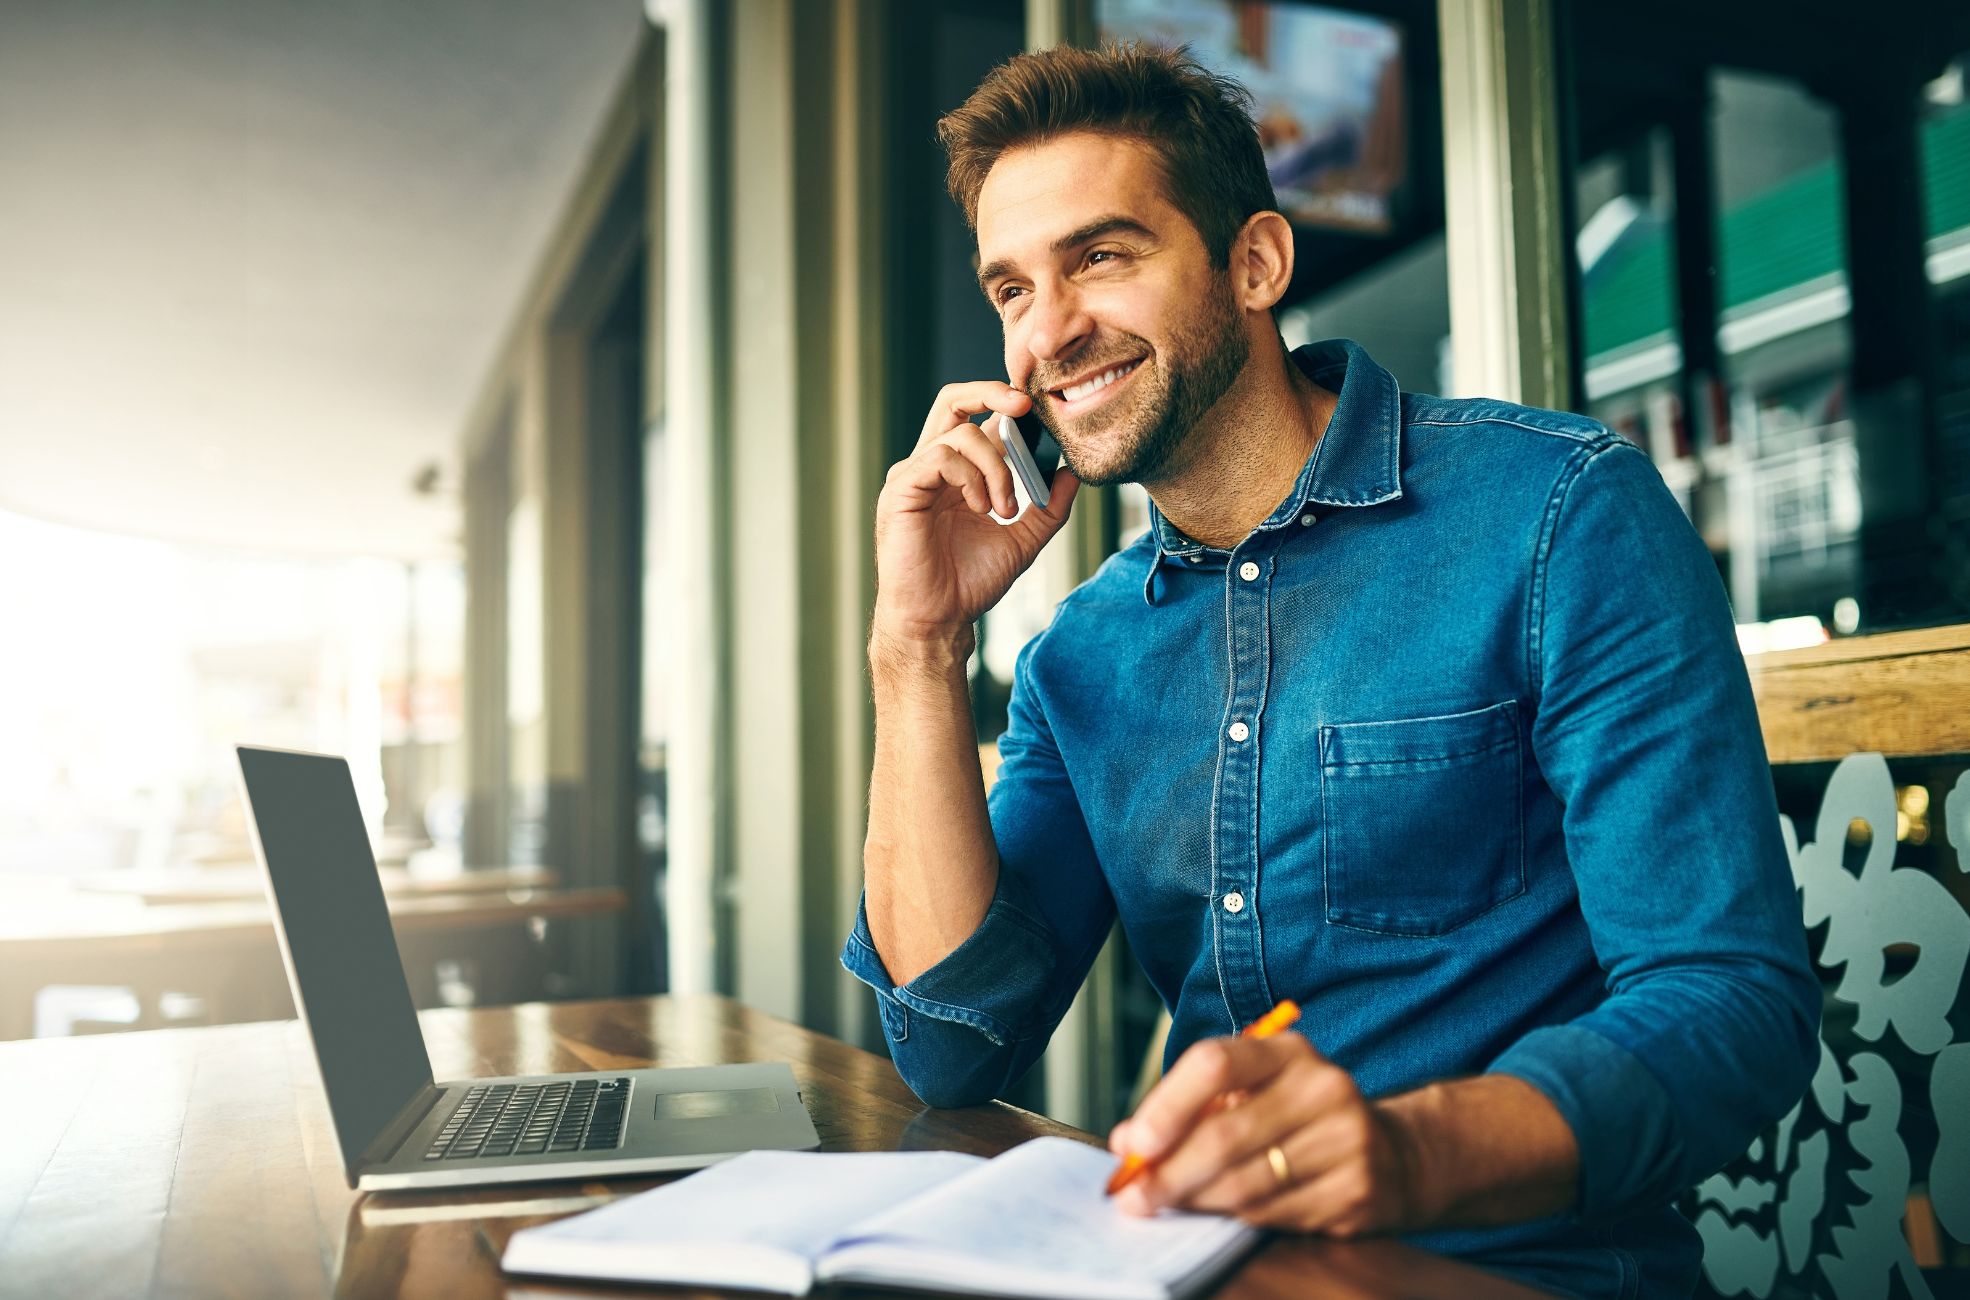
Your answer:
[235,744,821,1191]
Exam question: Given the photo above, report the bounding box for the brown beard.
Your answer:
[1029,274,1250,487]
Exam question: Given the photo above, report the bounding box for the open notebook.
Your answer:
[500,1135,1259,1299]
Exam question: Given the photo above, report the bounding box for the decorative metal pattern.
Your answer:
[1690,754,1970,1298]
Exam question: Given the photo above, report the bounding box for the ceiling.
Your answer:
[0,0,646,559]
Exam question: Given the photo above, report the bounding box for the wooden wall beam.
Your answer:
[1746,624,1970,764]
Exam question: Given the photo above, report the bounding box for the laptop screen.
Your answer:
[237,746,434,1177]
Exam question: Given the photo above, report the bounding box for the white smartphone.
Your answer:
[995,410,1062,514]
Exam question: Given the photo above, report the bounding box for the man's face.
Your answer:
[975,132,1250,486]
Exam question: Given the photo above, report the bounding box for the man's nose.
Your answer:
[1022,282,1094,370]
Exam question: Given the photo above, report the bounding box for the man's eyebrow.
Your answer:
[975,215,1159,297]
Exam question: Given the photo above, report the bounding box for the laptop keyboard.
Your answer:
[423,1077,631,1161]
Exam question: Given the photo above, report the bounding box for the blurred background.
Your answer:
[2,5,1968,1281]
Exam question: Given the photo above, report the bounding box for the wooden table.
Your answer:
[0,995,1549,1299]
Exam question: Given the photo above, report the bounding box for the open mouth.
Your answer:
[1048,356,1145,417]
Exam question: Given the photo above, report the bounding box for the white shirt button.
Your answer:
[1227,721,1250,743]
[1222,891,1245,914]
[1239,561,1260,581]
[1300,513,1316,527]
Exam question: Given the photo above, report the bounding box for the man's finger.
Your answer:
[1180,1098,1363,1215]
[1120,1033,1314,1162]
[1011,465,1080,537]
[934,422,1020,519]
[1126,1071,1308,1213]
[1123,1058,1358,1214]
[888,443,992,516]
[1236,1157,1380,1238]
[916,381,1032,449]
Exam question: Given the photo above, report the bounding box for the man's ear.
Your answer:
[1231,210,1295,313]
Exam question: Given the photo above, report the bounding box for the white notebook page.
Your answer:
[824,1137,1256,1290]
[514,1148,982,1260]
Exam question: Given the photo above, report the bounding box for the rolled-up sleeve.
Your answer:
[840,629,1116,1109]
[1489,438,1820,1221]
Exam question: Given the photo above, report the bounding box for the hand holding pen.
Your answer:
[1107,1000,1301,1195]
[1104,998,1422,1237]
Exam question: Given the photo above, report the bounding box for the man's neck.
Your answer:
[1144,340,1336,551]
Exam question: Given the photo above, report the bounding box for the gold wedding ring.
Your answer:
[1266,1143,1294,1190]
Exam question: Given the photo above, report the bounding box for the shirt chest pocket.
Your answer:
[1318,700,1526,937]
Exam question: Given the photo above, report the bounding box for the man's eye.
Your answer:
[1086,249,1123,267]
[996,285,1027,308]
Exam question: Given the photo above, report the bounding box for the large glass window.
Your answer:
[0,0,651,1038]
[0,516,465,881]
[1566,20,1970,642]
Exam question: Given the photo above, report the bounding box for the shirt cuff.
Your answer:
[839,874,1064,1048]
[1489,1023,1686,1222]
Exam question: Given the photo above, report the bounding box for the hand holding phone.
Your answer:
[871,381,1077,646]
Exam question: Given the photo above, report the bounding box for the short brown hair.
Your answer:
[938,42,1278,267]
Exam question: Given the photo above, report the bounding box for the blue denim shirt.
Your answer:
[842,340,1819,1298]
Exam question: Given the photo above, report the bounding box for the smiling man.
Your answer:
[841,44,1819,1299]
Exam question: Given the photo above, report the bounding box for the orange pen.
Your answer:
[1105,998,1302,1196]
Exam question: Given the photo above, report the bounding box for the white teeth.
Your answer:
[1060,360,1137,403]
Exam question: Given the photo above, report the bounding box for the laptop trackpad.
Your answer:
[651,1087,781,1121]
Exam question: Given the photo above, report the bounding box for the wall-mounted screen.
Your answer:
[1097,0,1408,235]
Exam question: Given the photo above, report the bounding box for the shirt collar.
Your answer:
[1142,339,1404,598]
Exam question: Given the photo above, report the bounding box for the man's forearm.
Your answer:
[1376,1074,1580,1230]
[864,625,1001,987]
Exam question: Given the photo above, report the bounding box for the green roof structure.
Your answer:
[1584,105,1970,360]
